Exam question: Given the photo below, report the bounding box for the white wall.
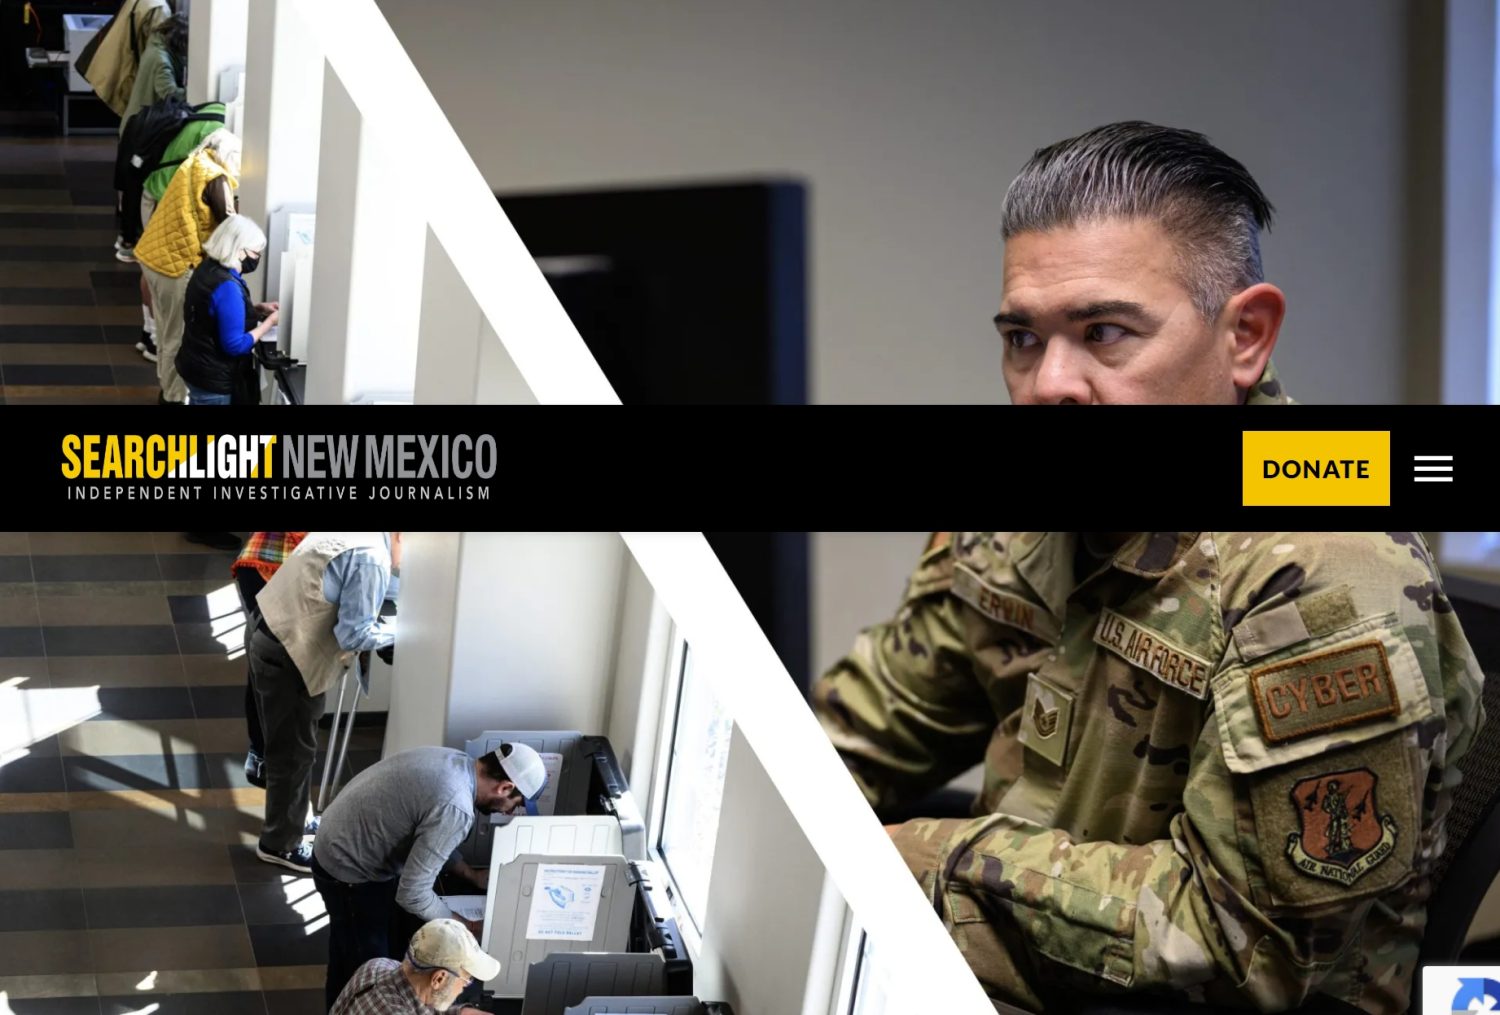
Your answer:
[384,532,626,752]
[304,66,427,404]
[695,726,832,1015]
[374,0,1419,405]
[185,0,247,105]
[383,531,462,755]
[603,555,669,784]
[238,0,322,300]
[445,532,625,743]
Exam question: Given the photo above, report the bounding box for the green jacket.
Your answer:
[119,29,184,137]
[145,105,229,202]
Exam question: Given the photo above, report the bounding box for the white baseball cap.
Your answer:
[495,742,548,815]
[408,917,500,982]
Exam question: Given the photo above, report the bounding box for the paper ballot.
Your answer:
[440,894,487,922]
[524,864,605,941]
[538,753,564,813]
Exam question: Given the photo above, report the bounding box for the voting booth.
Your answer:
[461,731,646,866]
[563,999,708,1015]
[451,730,716,1015]
[484,854,635,998]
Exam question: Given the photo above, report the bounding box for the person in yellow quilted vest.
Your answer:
[136,130,241,405]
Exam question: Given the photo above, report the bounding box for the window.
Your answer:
[832,926,893,1015]
[849,934,891,1015]
[656,643,733,930]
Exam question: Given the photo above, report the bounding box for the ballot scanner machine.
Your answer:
[458,731,731,1015]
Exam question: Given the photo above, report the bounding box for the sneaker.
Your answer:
[114,245,136,264]
[304,815,320,836]
[256,841,313,875]
[244,750,266,789]
[136,333,158,363]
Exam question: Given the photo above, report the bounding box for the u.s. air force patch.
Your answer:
[1092,608,1212,699]
[1285,768,1398,886]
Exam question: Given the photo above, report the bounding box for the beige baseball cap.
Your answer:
[408,918,500,982]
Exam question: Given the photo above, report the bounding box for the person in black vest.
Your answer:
[177,213,279,405]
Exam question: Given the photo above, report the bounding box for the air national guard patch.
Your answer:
[1093,608,1212,699]
[1285,768,1398,886]
[1249,640,1399,744]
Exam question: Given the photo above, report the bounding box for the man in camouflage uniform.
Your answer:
[992,122,1294,406]
[813,532,1484,1013]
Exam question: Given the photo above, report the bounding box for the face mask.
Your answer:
[241,253,261,275]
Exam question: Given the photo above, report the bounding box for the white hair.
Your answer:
[203,214,267,270]
[200,128,242,178]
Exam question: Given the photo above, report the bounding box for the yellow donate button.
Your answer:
[1242,431,1390,506]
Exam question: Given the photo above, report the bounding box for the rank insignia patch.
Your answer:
[1032,695,1059,738]
[1286,767,1398,886]
[1017,673,1073,767]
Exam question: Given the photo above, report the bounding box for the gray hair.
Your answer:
[1000,121,1275,318]
[199,128,242,179]
[203,213,267,269]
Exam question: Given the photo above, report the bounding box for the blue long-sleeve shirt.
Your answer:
[321,534,398,652]
[208,272,256,357]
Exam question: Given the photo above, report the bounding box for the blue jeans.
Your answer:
[186,382,231,405]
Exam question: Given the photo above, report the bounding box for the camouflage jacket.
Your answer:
[812,532,1483,1012]
[1246,359,1293,405]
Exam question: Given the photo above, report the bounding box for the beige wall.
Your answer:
[375,0,1425,404]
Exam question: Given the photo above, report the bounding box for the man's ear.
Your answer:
[1220,282,1285,395]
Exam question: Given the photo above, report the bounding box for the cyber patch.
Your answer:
[1249,639,1399,745]
[1285,767,1398,886]
[1092,608,1212,700]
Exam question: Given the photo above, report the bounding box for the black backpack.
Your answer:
[114,97,225,244]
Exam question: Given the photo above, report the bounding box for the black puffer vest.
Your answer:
[178,260,255,396]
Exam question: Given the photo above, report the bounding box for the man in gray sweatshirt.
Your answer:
[311,742,549,1011]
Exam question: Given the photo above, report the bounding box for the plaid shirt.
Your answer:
[329,959,435,1015]
[230,531,308,582]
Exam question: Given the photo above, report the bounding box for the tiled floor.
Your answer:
[0,533,383,1015]
[0,113,160,406]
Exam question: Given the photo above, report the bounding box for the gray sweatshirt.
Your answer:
[314,746,476,922]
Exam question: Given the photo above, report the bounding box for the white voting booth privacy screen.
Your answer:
[526,863,607,942]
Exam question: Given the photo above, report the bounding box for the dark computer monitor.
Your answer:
[495,178,807,406]
[494,180,811,685]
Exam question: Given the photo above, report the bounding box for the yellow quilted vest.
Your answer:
[135,150,239,279]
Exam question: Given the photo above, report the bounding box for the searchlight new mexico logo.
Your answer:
[1422,967,1500,1013]
[58,433,499,502]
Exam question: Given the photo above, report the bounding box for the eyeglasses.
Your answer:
[405,950,472,988]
